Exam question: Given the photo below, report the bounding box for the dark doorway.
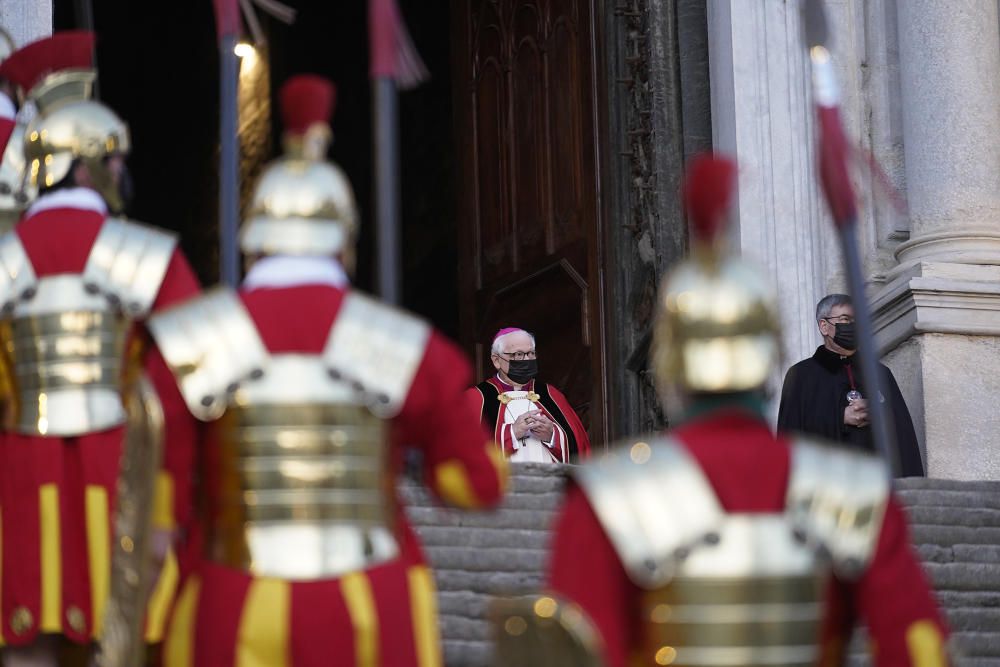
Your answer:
[54,0,459,336]
[452,0,609,443]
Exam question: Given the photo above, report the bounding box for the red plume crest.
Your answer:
[0,31,95,94]
[280,74,336,136]
[683,153,737,244]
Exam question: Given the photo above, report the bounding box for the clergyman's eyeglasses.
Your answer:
[497,351,537,361]
[821,316,855,325]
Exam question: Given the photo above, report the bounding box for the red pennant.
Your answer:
[213,0,241,39]
[816,106,858,227]
[368,0,428,89]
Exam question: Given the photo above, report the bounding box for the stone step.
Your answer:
[918,544,1000,564]
[897,489,1000,511]
[435,569,543,595]
[424,546,547,573]
[924,563,1000,592]
[896,479,1000,493]
[905,506,1000,528]
[440,615,492,642]
[418,526,551,550]
[437,591,495,619]
[954,632,1000,658]
[945,608,1000,633]
[911,525,1000,547]
[406,506,557,531]
[442,640,492,667]
[402,487,566,513]
[937,591,1000,608]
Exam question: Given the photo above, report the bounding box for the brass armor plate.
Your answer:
[147,287,270,421]
[210,354,399,580]
[322,292,429,417]
[82,218,177,318]
[4,275,127,435]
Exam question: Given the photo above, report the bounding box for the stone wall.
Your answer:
[403,466,1000,666]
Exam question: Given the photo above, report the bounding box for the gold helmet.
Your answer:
[651,154,781,393]
[0,32,131,213]
[241,75,358,269]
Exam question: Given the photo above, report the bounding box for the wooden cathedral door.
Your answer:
[453,0,607,442]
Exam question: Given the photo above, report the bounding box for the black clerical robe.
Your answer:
[777,345,925,477]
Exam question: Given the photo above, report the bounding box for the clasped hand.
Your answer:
[512,410,555,441]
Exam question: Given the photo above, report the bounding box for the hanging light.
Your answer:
[234,41,255,58]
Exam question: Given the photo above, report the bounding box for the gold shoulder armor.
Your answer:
[786,438,890,580]
[83,218,177,318]
[147,287,269,421]
[572,437,725,589]
[0,231,36,312]
[492,595,605,667]
[322,291,430,418]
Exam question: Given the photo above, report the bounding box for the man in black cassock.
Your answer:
[777,293,925,476]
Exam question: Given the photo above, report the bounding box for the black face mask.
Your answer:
[506,359,538,385]
[833,322,856,351]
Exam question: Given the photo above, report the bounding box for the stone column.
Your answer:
[873,0,1000,479]
[0,2,51,50]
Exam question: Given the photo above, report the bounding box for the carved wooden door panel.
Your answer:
[453,0,607,443]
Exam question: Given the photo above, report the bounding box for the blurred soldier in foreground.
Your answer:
[494,154,949,667]
[150,75,507,667]
[0,31,200,666]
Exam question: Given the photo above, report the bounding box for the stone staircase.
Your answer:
[895,478,1000,666]
[400,466,1000,667]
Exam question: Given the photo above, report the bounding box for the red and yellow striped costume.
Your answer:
[161,282,507,667]
[0,200,200,648]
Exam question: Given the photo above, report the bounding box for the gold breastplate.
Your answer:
[148,288,432,580]
[3,275,129,434]
[0,220,176,436]
[638,517,827,667]
[573,436,889,667]
[209,354,399,580]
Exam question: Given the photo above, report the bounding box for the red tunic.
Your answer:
[547,409,949,667]
[162,284,507,667]
[0,204,200,647]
